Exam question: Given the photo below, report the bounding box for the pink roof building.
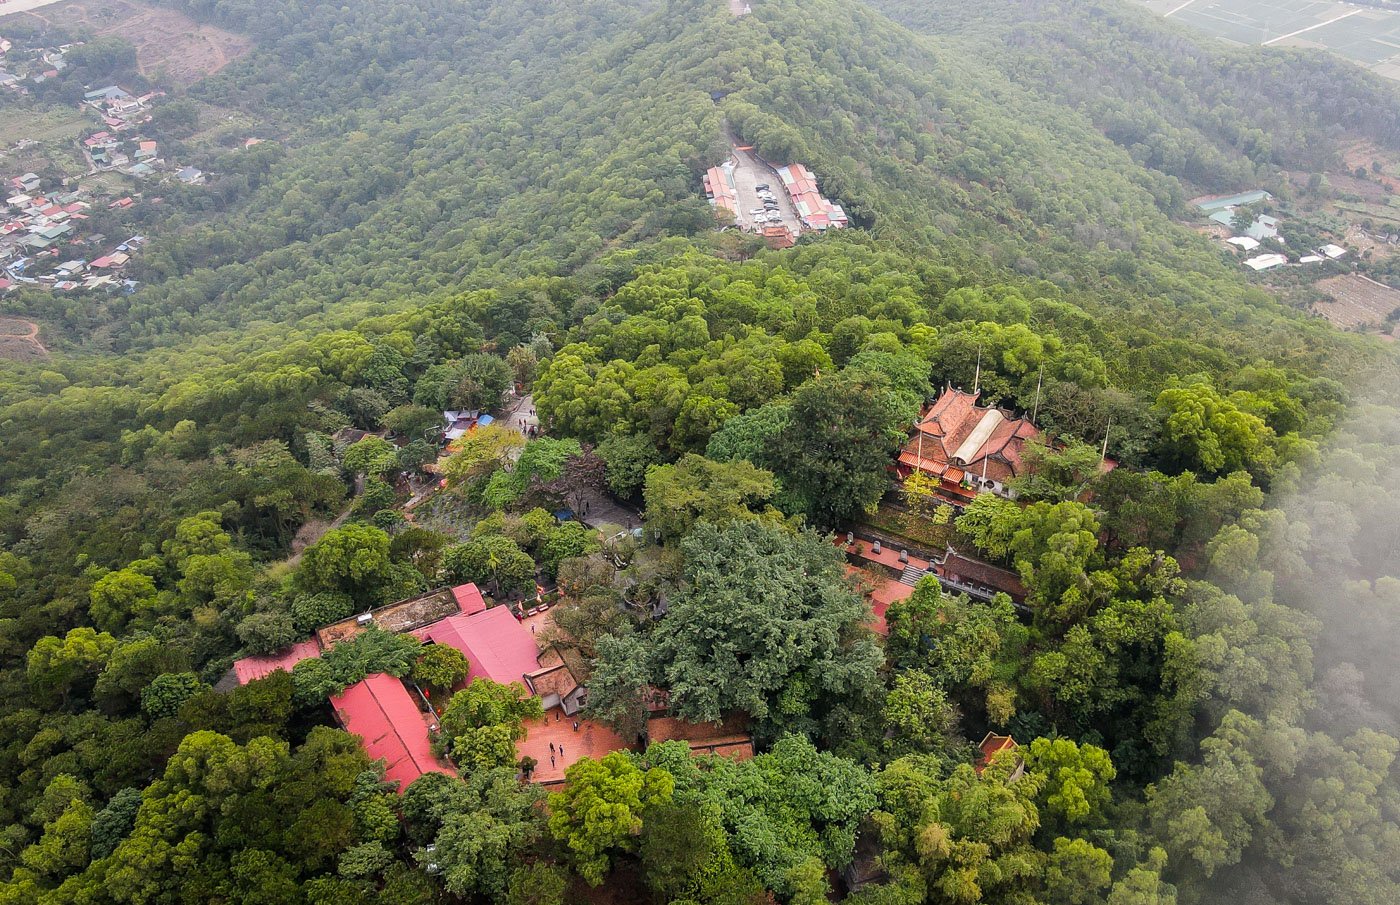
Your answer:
[232,638,322,684]
[451,582,487,615]
[331,673,453,791]
[412,605,540,686]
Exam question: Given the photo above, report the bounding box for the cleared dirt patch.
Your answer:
[0,316,49,361]
[1341,140,1400,194]
[8,0,251,87]
[1313,273,1400,332]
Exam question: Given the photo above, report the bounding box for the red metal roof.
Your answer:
[331,673,452,791]
[451,582,487,615]
[412,605,540,686]
[232,639,321,685]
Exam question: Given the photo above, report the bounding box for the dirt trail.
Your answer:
[0,316,49,361]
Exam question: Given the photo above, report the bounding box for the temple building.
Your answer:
[896,386,1042,506]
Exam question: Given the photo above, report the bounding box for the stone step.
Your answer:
[899,564,926,586]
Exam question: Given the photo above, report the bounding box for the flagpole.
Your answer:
[1100,415,1111,464]
[973,346,982,395]
[1032,366,1043,424]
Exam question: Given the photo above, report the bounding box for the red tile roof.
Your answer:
[232,639,322,684]
[975,732,1018,774]
[412,605,540,686]
[331,673,452,791]
[451,582,487,615]
[898,387,1041,491]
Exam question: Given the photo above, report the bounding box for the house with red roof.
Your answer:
[897,386,1042,506]
[975,732,1025,781]
[231,638,322,685]
[411,604,542,687]
[330,673,453,790]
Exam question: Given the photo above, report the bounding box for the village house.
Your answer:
[230,581,754,791]
[897,386,1042,506]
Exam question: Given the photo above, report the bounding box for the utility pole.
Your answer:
[1100,415,1112,465]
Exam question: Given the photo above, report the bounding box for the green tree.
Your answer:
[1045,836,1114,905]
[443,535,537,598]
[441,424,525,490]
[1152,380,1277,479]
[27,628,118,706]
[141,672,210,719]
[597,433,662,498]
[653,520,882,734]
[382,404,443,441]
[422,767,546,899]
[291,591,357,633]
[297,524,396,602]
[882,670,959,758]
[507,862,568,905]
[342,436,399,478]
[88,568,159,634]
[639,802,719,900]
[643,454,777,541]
[438,678,543,768]
[412,645,470,693]
[768,370,911,525]
[547,751,674,885]
[1023,737,1116,830]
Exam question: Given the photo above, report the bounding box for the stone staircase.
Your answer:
[899,563,927,586]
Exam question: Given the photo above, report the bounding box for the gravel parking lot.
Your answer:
[728,144,802,236]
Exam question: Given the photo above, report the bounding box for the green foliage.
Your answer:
[140,673,209,720]
[643,453,778,542]
[651,520,882,737]
[1023,737,1116,831]
[291,592,357,634]
[766,369,913,525]
[297,524,396,603]
[1152,379,1278,480]
[645,734,876,897]
[419,768,547,899]
[443,535,537,598]
[290,627,421,703]
[547,751,674,886]
[437,679,543,769]
[597,433,663,498]
[342,436,400,479]
[411,645,470,693]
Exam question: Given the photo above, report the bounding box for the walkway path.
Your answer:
[503,392,538,438]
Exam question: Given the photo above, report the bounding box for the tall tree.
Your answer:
[767,369,912,526]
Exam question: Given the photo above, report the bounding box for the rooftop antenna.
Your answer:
[973,345,983,395]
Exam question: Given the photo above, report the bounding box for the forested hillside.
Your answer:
[0,0,1396,902]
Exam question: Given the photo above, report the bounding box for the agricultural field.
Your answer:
[1140,0,1400,81]
[0,107,86,147]
[3,0,251,87]
[1312,272,1400,333]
